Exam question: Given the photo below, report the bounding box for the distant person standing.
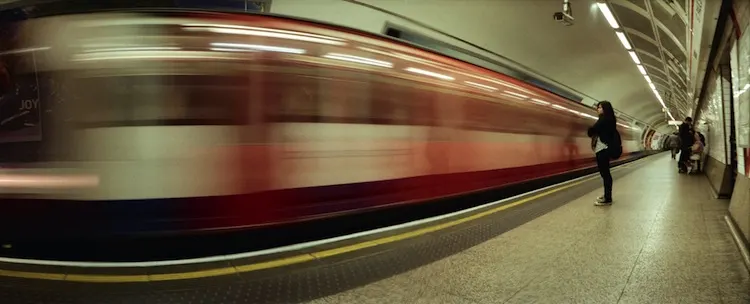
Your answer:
[587,101,620,206]
[667,132,680,159]
[678,117,694,173]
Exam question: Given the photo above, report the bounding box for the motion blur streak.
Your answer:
[0,174,99,189]
[0,11,649,239]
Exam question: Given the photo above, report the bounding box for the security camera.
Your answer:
[553,11,574,26]
[554,0,574,26]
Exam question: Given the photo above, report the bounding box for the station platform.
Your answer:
[0,153,748,304]
[308,153,750,304]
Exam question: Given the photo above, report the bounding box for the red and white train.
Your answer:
[0,10,645,238]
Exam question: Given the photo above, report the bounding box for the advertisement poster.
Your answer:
[731,41,746,175]
[738,23,750,148]
[0,9,41,144]
[0,52,42,143]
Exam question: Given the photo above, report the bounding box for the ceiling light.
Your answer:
[649,83,656,90]
[644,75,652,83]
[637,65,647,75]
[616,32,632,49]
[628,51,640,64]
[597,2,620,29]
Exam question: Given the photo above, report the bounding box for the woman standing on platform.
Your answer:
[588,101,619,206]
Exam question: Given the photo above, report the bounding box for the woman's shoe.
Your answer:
[595,196,613,206]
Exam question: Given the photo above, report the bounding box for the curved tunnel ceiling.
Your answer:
[267,0,725,134]
[607,0,706,127]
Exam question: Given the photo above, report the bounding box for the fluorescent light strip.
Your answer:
[654,89,663,101]
[405,67,454,81]
[616,32,632,50]
[211,43,305,54]
[465,81,498,91]
[644,75,652,84]
[323,53,393,68]
[597,2,620,29]
[629,51,641,64]
[649,83,656,90]
[637,65,647,75]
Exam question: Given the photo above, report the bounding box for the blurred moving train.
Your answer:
[0,11,645,238]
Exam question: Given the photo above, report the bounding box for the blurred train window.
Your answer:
[370,82,409,125]
[317,76,371,124]
[409,90,436,126]
[76,75,245,127]
[462,99,495,131]
[274,74,320,122]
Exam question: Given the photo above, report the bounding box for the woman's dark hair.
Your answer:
[596,101,616,122]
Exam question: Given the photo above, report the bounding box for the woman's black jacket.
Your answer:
[587,116,617,147]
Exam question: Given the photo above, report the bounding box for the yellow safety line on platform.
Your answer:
[0,157,653,283]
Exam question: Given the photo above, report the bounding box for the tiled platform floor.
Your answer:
[310,154,750,304]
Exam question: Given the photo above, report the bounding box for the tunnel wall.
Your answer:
[696,65,733,198]
[695,72,724,163]
[727,0,750,247]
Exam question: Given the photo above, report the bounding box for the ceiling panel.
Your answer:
[624,0,647,11]
[609,0,722,126]
[628,34,662,59]
[659,28,687,65]
[640,52,662,68]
